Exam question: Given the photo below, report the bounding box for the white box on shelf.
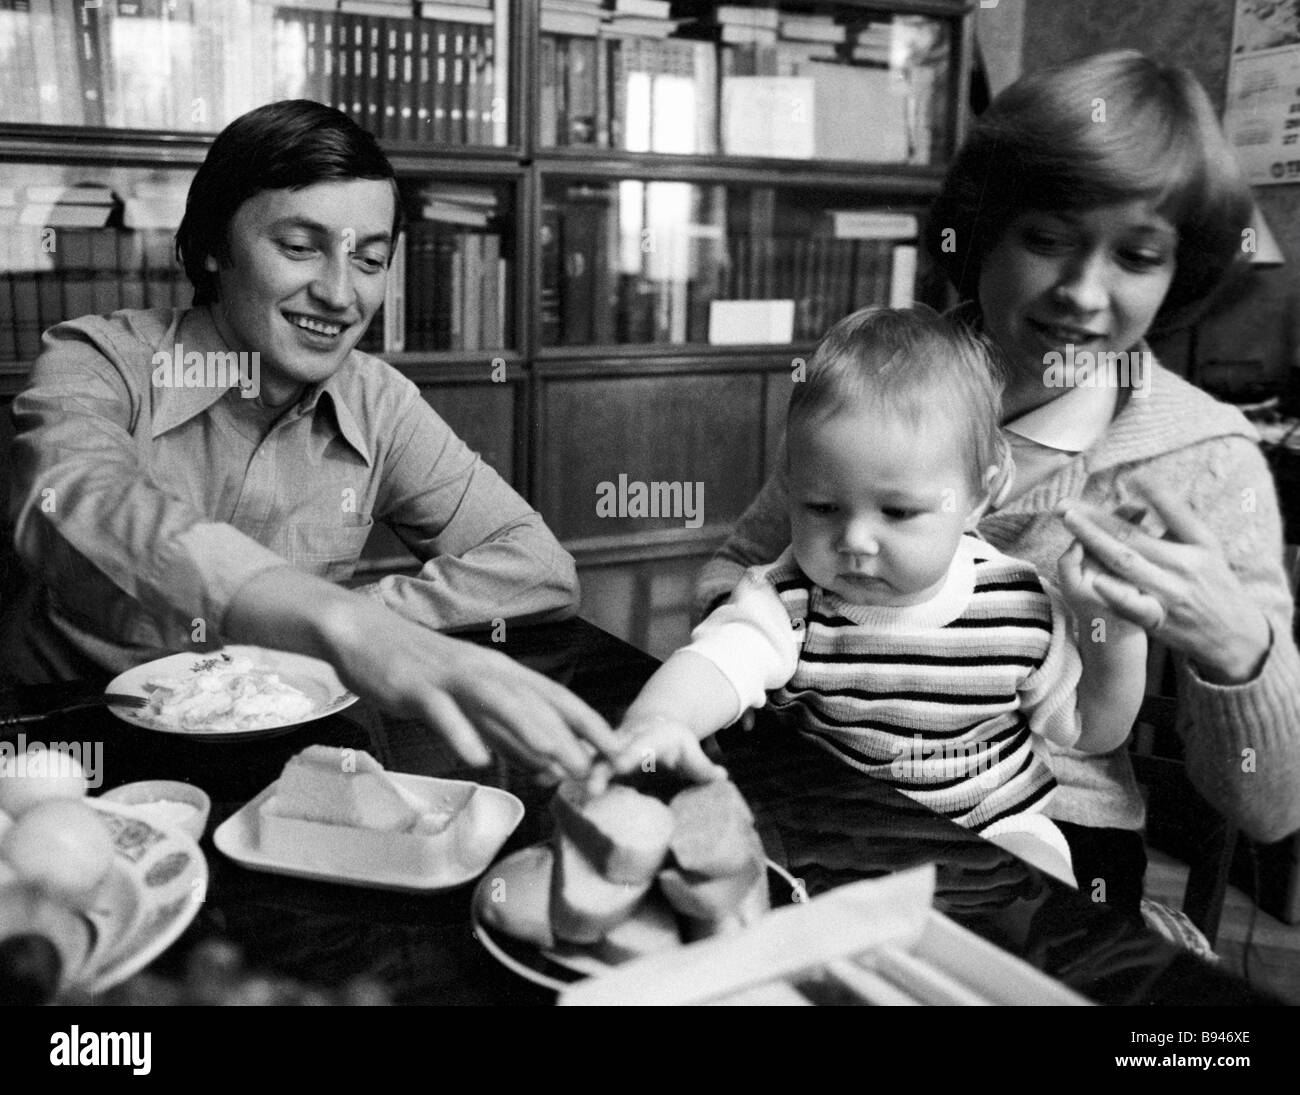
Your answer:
[708,300,796,345]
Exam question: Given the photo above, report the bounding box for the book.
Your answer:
[540,10,602,37]
[603,15,676,39]
[418,2,495,25]
[721,76,814,158]
[117,229,146,311]
[779,14,843,45]
[538,200,562,346]
[889,245,917,308]
[809,62,908,162]
[715,5,779,30]
[707,299,794,345]
[341,0,410,15]
[606,0,669,15]
[828,211,919,240]
[28,0,62,124]
[74,0,106,127]
[20,202,115,228]
[24,185,115,205]
[382,230,405,353]
[165,0,197,130]
[566,33,598,144]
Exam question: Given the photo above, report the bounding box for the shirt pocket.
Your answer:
[288,521,375,583]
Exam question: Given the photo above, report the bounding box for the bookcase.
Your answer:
[0,0,974,657]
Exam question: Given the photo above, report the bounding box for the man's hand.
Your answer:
[225,567,619,780]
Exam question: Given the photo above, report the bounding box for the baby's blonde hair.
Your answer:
[788,305,1006,494]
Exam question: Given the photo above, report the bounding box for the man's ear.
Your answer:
[204,255,220,273]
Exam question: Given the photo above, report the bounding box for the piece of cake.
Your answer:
[267,746,425,832]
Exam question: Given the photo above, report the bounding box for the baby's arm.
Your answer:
[605,652,745,783]
[604,569,801,784]
[1059,541,1148,753]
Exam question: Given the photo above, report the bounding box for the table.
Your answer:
[1,618,1283,1006]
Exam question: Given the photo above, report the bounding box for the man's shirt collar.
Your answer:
[150,306,373,465]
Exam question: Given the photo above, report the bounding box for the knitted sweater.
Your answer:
[686,537,1081,832]
[696,360,1300,842]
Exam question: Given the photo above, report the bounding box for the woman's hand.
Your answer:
[1055,486,1271,685]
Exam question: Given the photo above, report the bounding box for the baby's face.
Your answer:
[787,407,986,607]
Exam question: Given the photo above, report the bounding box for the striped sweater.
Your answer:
[685,536,1082,832]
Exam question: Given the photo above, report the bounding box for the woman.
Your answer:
[695,51,1300,914]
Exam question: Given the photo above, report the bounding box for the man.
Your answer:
[1,100,616,778]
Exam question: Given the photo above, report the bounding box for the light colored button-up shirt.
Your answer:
[1,307,577,681]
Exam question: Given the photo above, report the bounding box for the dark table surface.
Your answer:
[2,617,1283,1006]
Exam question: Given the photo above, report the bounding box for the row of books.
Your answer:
[356,221,508,354]
[541,32,717,152]
[540,194,917,346]
[274,1,508,145]
[0,228,188,363]
[0,0,508,146]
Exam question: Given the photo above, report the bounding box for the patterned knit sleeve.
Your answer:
[1136,438,1300,843]
[1018,578,1084,749]
[681,562,802,724]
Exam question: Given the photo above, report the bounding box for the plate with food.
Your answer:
[0,748,206,1003]
[213,745,525,891]
[471,778,802,993]
[106,646,358,740]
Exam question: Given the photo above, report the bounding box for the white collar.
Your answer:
[1003,382,1119,454]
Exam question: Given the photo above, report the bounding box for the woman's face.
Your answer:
[977,200,1178,400]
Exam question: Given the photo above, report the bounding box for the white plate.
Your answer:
[213,774,525,892]
[79,798,208,994]
[106,645,358,740]
[471,850,802,993]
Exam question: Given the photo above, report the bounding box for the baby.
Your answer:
[605,306,1147,883]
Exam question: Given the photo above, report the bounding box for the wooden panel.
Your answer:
[421,381,520,488]
[535,371,766,542]
[578,551,716,662]
[763,367,795,477]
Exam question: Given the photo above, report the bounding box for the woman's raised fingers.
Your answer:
[1055,502,1178,590]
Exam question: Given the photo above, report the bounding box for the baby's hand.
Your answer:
[587,716,727,796]
[1057,540,1146,644]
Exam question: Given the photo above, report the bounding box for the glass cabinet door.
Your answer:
[0,1,513,147]
[538,1,956,166]
[540,174,925,349]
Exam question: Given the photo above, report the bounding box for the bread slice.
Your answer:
[595,891,682,964]
[477,845,555,949]
[550,829,654,944]
[668,781,758,876]
[551,782,674,884]
[658,855,764,922]
[269,745,424,832]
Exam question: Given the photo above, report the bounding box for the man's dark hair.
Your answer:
[176,99,403,305]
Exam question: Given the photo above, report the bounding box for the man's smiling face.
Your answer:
[205,177,396,407]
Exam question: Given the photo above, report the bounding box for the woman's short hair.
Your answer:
[788,305,1006,494]
[924,51,1253,335]
[176,100,402,305]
